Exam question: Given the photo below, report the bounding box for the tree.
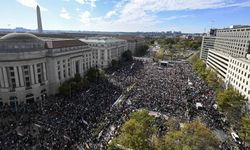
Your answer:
[165,120,219,150]
[165,118,180,131]
[151,135,163,150]
[190,53,199,64]
[121,50,133,62]
[108,110,156,150]
[111,59,119,68]
[193,59,207,79]
[58,73,90,96]
[206,69,222,90]
[58,81,71,96]
[154,49,165,61]
[217,87,246,126]
[135,45,149,57]
[86,67,105,82]
[240,115,250,145]
[74,73,82,82]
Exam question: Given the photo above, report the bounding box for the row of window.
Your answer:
[53,46,87,53]
[0,43,44,49]
[217,29,250,38]
[0,64,46,90]
[227,58,250,97]
[57,54,92,81]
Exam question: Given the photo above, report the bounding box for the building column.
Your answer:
[72,60,75,77]
[30,65,35,84]
[42,63,47,81]
[2,67,9,88]
[34,64,39,84]
[0,68,5,88]
[18,66,24,87]
[60,62,64,81]
[65,60,69,79]
[79,59,83,75]
[14,67,20,87]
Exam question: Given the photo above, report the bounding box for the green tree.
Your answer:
[74,73,82,82]
[190,53,199,64]
[217,87,246,126]
[109,110,156,150]
[165,120,219,150]
[206,69,222,90]
[58,81,71,96]
[193,59,207,79]
[151,135,163,150]
[165,118,180,131]
[86,68,104,82]
[154,49,165,61]
[121,50,133,62]
[58,72,91,96]
[135,45,149,57]
[240,115,250,145]
[111,59,119,68]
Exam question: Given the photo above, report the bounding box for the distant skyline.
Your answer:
[1,0,250,33]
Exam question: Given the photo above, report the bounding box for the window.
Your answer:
[58,72,61,80]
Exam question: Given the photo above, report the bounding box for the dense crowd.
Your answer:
[0,80,123,149]
[0,60,232,149]
[107,61,228,130]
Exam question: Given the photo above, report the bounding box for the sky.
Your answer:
[1,0,250,33]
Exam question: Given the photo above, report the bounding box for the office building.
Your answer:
[201,26,250,102]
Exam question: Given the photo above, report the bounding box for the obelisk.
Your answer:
[37,5,43,33]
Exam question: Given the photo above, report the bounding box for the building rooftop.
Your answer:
[0,33,88,53]
[0,32,42,42]
[45,39,87,49]
[80,37,126,43]
[217,25,250,31]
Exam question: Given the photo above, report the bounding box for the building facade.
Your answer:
[201,26,250,102]
[117,36,146,55]
[80,37,128,68]
[0,33,92,105]
[200,36,216,61]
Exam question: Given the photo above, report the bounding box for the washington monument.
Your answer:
[36,5,43,33]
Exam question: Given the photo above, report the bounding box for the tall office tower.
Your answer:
[200,26,250,103]
[36,5,43,33]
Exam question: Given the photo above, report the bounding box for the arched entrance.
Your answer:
[26,93,34,104]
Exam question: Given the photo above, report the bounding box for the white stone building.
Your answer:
[117,36,146,55]
[0,33,92,105]
[80,37,128,68]
[201,26,250,102]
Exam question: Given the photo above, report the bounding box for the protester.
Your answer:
[0,60,229,149]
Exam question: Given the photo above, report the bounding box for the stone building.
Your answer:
[0,33,92,105]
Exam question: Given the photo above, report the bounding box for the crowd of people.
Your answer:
[107,61,228,130]
[0,59,232,149]
[0,79,123,149]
